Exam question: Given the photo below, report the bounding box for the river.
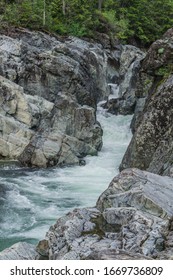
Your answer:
[0,102,132,252]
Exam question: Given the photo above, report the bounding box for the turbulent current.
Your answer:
[0,103,132,252]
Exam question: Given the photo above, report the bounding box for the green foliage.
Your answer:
[0,0,53,29]
[115,18,134,41]
[68,23,87,37]
[155,65,173,78]
[49,0,98,36]
[115,0,173,44]
[1,0,173,45]
[102,10,116,26]
[101,0,173,44]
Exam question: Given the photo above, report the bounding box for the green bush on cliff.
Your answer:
[1,0,173,45]
[155,65,173,78]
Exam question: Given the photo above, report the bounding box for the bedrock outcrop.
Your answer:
[1,169,173,260]
[33,168,173,260]
[0,28,124,167]
[120,28,173,176]
[0,242,37,260]
[101,45,145,115]
[0,28,145,167]
[0,75,102,167]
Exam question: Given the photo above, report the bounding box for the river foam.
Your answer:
[0,104,132,251]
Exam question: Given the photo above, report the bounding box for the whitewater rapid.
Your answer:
[0,104,132,251]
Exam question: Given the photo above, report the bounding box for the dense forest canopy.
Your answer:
[0,0,173,45]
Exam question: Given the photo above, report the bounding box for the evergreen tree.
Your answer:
[1,0,173,45]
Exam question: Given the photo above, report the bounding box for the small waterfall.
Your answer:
[108,83,119,99]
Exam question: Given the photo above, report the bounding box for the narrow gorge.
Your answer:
[1,27,173,260]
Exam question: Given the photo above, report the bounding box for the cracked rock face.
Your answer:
[0,29,144,167]
[35,168,173,260]
[117,45,145,114]
[0,29,122,167]
[0,29,147,167]
[120,28,173,176]
[0,75,102,167]
[101,45,145,116]
[120,73,173,175]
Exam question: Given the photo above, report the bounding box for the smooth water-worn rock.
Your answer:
[35,168,173,260]
[0,242,37,260]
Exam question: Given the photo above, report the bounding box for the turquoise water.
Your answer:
[0,106,132,252]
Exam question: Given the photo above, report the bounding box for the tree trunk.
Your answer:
[98,0,104,11]
[62,0,66,15]
[43,0,46,26]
